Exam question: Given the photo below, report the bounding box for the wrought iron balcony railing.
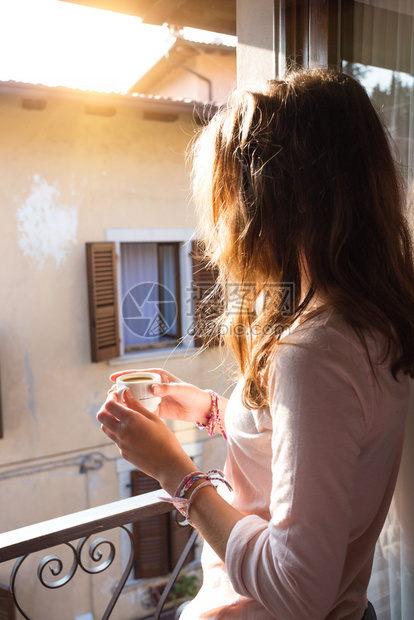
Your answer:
[0,491,198,620]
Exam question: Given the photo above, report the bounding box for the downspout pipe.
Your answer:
[166,55,213,102]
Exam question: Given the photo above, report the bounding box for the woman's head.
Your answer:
[191,69,414,407]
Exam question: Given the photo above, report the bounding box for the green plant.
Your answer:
[170,573,199,601]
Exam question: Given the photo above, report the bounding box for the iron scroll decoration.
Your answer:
[9,526,135,620]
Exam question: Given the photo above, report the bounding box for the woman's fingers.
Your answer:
[98,410,120,432]
[100,424,119,444]
[151,382,210,415]
[122,390,157,418]
[151,381,188,397]
[100,391,156,425]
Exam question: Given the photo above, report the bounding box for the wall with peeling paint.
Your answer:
[0,92,233,619]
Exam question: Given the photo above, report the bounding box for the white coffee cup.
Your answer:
[116,372,161,412]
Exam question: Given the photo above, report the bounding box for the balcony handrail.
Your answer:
[0,490,173,562]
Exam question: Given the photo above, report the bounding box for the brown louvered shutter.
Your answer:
[191,241,221,347]
[86,242,120,362]
[131,471,169,579]
[0,583,15,620]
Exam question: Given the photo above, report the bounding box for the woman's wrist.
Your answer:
[160,468,233,526]
[158,458,196,497]
[196,389,216,426]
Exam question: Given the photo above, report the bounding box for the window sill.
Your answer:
[108,345,198,365]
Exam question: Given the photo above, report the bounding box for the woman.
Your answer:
[97,69,414,619]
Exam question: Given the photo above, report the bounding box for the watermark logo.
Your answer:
[122,282,177,338]
[187,281,295,318]
[121,281,295,340]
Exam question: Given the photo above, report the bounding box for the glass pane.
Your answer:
[343,61,414,182]
[342,1,414,186]
[342,4,414,619]
[120,242,179,348]
[159,243,179,338]
[120,242,159,346]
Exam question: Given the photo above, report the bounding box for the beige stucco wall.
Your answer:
[0,92,234,619]
[151,50,237,104]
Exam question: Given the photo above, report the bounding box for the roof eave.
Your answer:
[0,80,218,118]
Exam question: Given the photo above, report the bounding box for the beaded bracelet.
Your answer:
[196,390,228,440]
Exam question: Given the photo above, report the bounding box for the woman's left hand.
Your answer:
[97,390,195,494]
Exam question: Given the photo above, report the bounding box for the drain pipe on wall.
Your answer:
[166,55,213,102]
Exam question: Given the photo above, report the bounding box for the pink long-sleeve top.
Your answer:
[182,311,410,619]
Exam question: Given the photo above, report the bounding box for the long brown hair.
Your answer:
[191,69,414,409]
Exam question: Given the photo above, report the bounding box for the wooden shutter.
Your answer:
[191,241,222,347]
[86,242,120,362]
[131,471,169,579]
[0,583,15,620]
[130,471,195,579]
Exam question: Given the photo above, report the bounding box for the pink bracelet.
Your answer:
[196,390,227,440]
[174,471,204,498]
[180,473,207,497]
[162,471,203,516]
[159,469,233,520]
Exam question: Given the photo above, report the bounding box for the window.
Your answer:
[130,470,194,579]
[120,242,182,352]
[86,229,219,361]
[340,4,414,619]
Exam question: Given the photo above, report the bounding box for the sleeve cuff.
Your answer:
[225,514,269,598]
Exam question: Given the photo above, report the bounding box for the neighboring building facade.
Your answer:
[129,32,237,105]
[0,66,235,619]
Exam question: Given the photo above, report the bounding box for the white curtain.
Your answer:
[367,382,414,619]
[344,2,414,618]
[120,242,159,346]
[159,243,179,337]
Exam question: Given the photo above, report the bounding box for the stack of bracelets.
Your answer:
[161,469,232,527]
[161,390,230,526]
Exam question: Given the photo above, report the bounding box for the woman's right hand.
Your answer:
[108,368,212,425]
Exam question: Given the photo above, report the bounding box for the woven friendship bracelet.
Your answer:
[174,471,204,498]
[196,390,228,440]
[161,470,203,516]
[179,469,233,496]
[204,469,233,492]
[180,473,207,497]
[159,469,233,521]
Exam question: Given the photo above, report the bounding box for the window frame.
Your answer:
[106,228,195,361]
